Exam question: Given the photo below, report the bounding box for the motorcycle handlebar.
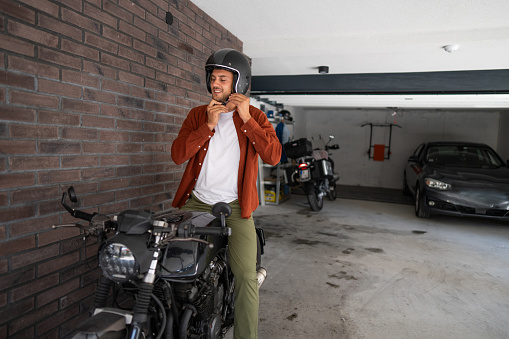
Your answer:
[72,210,95,222]
[194,226,231,237]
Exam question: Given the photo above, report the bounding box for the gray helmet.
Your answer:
[205,48,251,95]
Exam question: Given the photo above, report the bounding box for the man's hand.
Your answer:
[206,99,228,130]
[227,93,251,124]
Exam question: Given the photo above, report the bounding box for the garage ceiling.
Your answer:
[191,0,509,109]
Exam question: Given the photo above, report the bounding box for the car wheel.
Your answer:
[415,186,430,218]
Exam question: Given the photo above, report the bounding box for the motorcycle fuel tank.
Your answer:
[160,211,227,280]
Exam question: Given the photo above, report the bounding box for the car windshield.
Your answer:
[425,145,503,168]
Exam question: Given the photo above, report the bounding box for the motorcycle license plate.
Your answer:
[300,169,310,181]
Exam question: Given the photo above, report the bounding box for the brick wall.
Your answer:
[0,0,242,337]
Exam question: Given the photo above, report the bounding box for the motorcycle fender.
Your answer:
[302,182,315,195]
[71,308,131,338]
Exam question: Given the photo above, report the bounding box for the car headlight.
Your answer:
[99,242,140,282]
[425,178,451,190]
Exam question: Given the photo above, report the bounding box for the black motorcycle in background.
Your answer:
[284,135,340,211]
[53,187,266,339]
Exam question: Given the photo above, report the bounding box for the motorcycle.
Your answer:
[53,186,267,339]
[284,135,340,211]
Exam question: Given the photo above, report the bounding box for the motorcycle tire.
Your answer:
[327,181,337,201]
[307,191,323,211]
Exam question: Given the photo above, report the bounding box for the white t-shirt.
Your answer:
[193,111,240,204]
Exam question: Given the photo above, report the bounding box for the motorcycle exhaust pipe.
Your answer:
[256,267,267,290]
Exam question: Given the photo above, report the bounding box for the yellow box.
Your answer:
[264,187,284,202]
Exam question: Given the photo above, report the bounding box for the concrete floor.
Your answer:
[228,194,509,338]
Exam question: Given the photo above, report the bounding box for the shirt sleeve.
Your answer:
[171,108,214,165]
[241,108,282,166]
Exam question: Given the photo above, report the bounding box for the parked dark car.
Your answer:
[404,141,509,219]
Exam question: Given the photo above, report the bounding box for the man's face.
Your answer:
[210,68,234,103]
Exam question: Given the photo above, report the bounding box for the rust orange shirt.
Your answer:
[171,104,281,218]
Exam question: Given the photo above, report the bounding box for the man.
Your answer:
[171,48,281,338]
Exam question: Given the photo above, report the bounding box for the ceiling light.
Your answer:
[442,44,460,53]
[318,66,329,74]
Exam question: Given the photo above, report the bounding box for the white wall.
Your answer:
[290,108,502,189]
[497,111,509,162]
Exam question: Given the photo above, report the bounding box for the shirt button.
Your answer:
[253,142,255,145]
[198,145,201,148]
[204,148,207,151]
[199,163,202,165]
[244,130,247,132]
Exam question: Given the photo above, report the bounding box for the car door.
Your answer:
[406,143,425,195]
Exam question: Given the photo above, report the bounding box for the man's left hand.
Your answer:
[227,93,251,123]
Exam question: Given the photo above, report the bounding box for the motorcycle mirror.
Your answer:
[329,135,335,140]
[211,202,232,219]
[68,186,78,203]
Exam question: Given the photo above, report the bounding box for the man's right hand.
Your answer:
[206,99,228,130]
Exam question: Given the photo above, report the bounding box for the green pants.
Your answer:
[181,193,259,339]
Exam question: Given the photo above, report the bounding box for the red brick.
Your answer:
[38,227,79,247]
[0,34,35,57]
[104,1,133,23]
[0,204,35,222]
[37,79,81,98]
[62,98,99,114]
[0,193,7,208]
[10,123,58,139]
[99,130,129,142]
[145,100,166,113]
[83,2,117,27]
[102,25,132,47]
[11,273,59,303]
[131,86,155,100]
[116,119,143,131]
[11,243,59,270]
[38,251,79,277]
[101,79,130,95]
[144,122,166,133]
[117,96,143,109]
[131,174,153,186]
[37,303,78,336]
[9,156,59,171]
[0,173,35,189]
[39,47,81,70]
[130,195,152,208]
[118,45,144,64]
[116,187,142,200]
[61,8,100,35]
[99,154,129,166]
[8,301,58,336]
[10,215,59,237]
[61,69,100,88]
[83,60,116,79]
[130,153,154,164]
[38,169,80,185]
[84,32,118,54]
[59,281,95,308]
[82,141,115,153]
[38,110,80,126]
[61,127,98,140]
[100,200,129,215]
[17,0,59,17]
[116,165,141,177]
[119,20,144,41]
[81,191,115,207]
[0,235,35,257]
[83,88,116,104]
[118,70,144,87]
[8,55,59,79]
[99,178,130,191]
[0,298,34,325]
[7,20,58,48]
[39,14,82,41]
[37,277,79,307]
[130,63,156,79]
[39,141,81,154]
[10,90,59,109]
[82,167,115,180]
[0,69,35,90]
[100,53,129,70]
[146,11,166,31]
[0,1,36,24]
[0,139,36,154]
[82,114,115,129]
[61,39,99,61]
[133,39,157,58]
[131,132,155,142]
[61,155,98,168]
[119,0,145,18]
[143,143,164,153]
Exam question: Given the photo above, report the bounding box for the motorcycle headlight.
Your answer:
[99,242,140,282]
[425,178,452,190]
